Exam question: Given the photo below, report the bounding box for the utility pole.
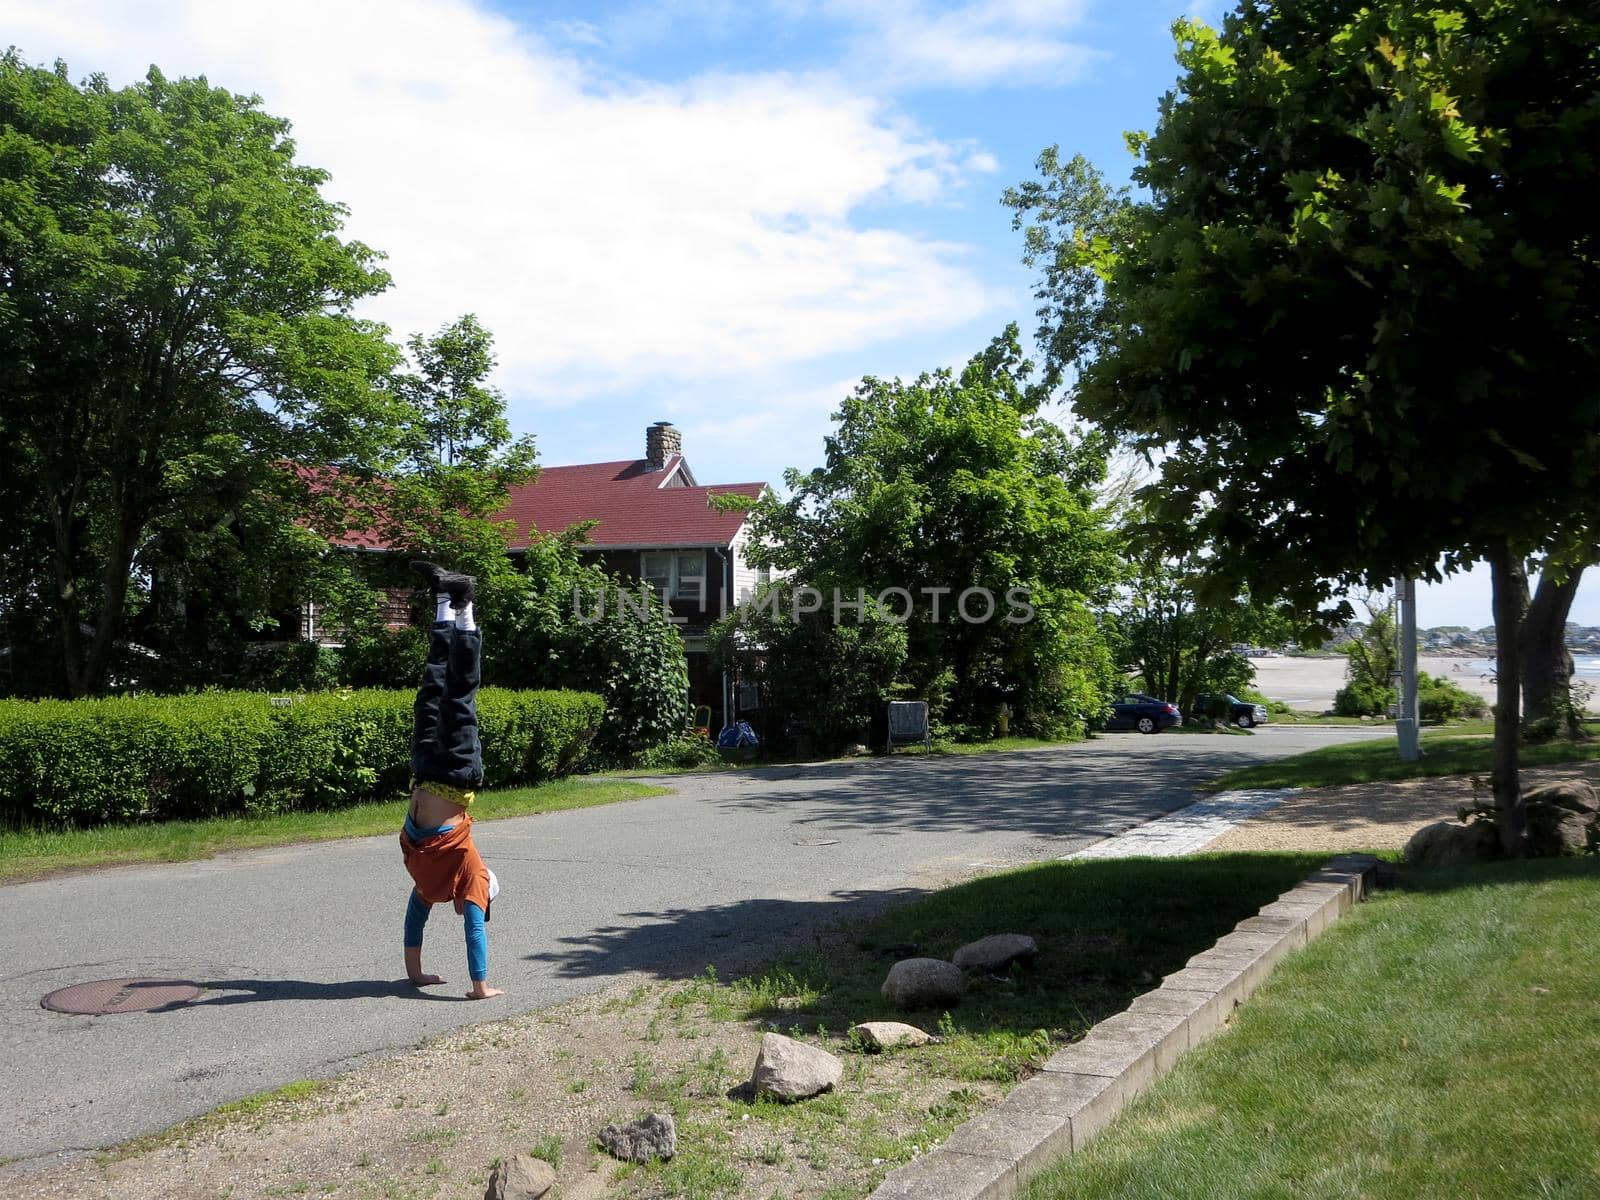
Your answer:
[1395,577,1421,761]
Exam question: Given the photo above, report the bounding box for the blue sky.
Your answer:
[8,0,1595,627]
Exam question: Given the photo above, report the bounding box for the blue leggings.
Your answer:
[401,815,487,981]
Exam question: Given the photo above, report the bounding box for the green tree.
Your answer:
[710,583,908,754]
[1333,598,1400,717]
[1116,553,1298,716]
[0,56,400,695]
[367,313,538,606]
[1008,3,1600,850]
[743,328,1122,736]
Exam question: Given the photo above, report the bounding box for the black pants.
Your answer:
[411,623,484,789]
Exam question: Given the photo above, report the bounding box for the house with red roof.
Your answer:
[496,421,768,726]
[291,422,765,727]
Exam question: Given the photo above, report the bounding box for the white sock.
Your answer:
[435,594,456,624]
[454,602,476,632]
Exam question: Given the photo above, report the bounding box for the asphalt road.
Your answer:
[0,724,1387,1168]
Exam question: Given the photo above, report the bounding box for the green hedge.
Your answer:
[0,688,603,830]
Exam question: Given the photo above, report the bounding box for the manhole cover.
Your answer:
[41,977,200,1015]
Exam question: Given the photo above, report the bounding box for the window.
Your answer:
[642,553,672,601]
[675,552,704,603]
[641,551,707,606]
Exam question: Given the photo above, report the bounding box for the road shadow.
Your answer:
[177,978,461,1008]
[701,738,1259,839]
[524,886,930,982]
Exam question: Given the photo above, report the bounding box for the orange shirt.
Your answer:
[400,815,492,919]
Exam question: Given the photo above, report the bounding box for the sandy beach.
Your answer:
[1249,654,1503,712]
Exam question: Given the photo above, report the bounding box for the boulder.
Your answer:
[952,934,1038,973]
[1524,780,1599,817]
[598,1112,677,1163]
[881,958,963,1010]
[1524,800,1596,858]
[1403,819,1499,868]
[750,1032,843,1100]
[484,1152,557,1200]
[849,1021,937,1051]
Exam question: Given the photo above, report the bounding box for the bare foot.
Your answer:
[409,974,445,987]
[465,984,505,1000]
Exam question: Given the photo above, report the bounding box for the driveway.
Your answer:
[0,725,1385,1168]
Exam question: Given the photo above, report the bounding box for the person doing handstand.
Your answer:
[400,561,504,1000]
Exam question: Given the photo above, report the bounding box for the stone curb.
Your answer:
[867,853,1380,1200]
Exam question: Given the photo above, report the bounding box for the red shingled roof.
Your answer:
[496,456,765,549]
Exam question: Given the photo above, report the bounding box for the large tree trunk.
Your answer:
[47,483,88,698]
[1519,566,1584,736]
[1488,548,1528,855]
[76,516,140,697]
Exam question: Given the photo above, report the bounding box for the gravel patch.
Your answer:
[14,971,995,1200]
[1206,763,1600,853]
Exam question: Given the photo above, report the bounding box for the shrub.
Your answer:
[1416,672,1488,723]
[0,687,602,830]
[485,553,690,761]
[1237,687,1290,715]
[131,639,344,696]
[340,627,429,690]
[1333,678,1395,717]
[631,734,722,770]
[937,722,993,745]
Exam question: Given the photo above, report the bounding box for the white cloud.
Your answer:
[823,0,1104,90]
[5,0,1003,402]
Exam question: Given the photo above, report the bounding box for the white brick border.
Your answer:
[1064,789,1296,860]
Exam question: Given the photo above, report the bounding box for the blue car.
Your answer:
[1106,693,1182,734]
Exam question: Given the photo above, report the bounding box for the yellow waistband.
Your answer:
[414,781,476,808]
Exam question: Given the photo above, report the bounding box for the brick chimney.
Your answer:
[645,421,681,471]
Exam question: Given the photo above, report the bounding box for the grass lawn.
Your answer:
[1021,857,1600,1200]
[0,778,665,884]
[609,852,1327,1197]
[1205,728,1599,792]
[1269,711,1394,725]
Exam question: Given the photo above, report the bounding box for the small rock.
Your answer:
[881,958,963,1010]
[849,1021,937,1051]
[1403,820,1499,867]
[484,1152,557,1200]
[952,933,1038,972]
[598,1112,677,1163]
[750,1032,843,1100]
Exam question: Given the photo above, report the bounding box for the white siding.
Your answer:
[729,527,761,610]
